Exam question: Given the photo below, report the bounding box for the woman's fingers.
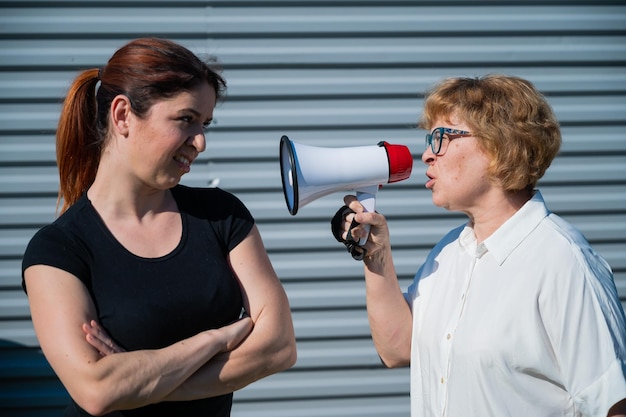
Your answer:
[82,320,125,356]
[218,317,254,352]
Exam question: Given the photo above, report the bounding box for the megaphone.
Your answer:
[279,135,413,245]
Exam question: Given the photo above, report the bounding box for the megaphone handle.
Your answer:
[356,184,379,246]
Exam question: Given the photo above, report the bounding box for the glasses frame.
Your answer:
[425,127,473,155]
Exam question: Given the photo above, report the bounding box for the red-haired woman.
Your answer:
[22,37,296,417]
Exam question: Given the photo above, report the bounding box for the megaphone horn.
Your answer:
[279,135,413,245]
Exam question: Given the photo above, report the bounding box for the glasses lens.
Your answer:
[433,128,442,154]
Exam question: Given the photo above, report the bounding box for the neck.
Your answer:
[88,157,174,220]
[467,188,533,242]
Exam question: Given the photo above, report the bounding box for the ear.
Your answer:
[110,94,131,136]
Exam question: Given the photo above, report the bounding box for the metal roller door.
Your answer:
[1,1,625,415]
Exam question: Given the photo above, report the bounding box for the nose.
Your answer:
[421,146,435,164]
[188,131,206,153]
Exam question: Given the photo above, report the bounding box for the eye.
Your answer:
[202,120,212,131]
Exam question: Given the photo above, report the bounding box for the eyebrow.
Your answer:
[178,108,201,117]
[178,108,212,123]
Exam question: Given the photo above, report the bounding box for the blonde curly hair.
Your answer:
[419,74,562,191]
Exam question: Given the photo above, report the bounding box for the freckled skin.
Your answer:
[422,118,494,217]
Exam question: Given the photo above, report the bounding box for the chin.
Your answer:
[158,177,181,190]
[433,199,454,212]
[430,193,445,208]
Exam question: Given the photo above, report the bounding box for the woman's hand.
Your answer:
[83,317,254,357]
[82,320,125,356]
[212,317,255,352]
[342,195,391,259]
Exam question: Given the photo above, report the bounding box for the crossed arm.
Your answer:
[24,225,296,415]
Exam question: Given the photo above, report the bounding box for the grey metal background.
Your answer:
[1,1,625,416]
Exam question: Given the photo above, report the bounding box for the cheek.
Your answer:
[139,125,177,153]
[446,155,469,182]
[472,154,492,179]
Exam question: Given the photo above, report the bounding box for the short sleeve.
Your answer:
[212,189,255,252]
[21,224,91,293]
[172,185,255,253]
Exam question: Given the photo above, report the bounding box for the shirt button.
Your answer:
[446,333,451,340]
[441,377,445,384]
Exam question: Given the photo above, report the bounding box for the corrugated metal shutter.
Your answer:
[1,1,625,415]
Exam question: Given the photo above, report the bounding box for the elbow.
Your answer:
[71,385,116,416]
[283,338,298,370]
[235,333,296,393]
[80,405,110,417]
[376,342,411,369]
[608,398,626,416]
[272,335,297,373]
[372,334,411,369]
[68,375,127,417]
[379,355,410,369]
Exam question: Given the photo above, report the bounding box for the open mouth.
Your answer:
[174,155,191,166]
[173,154,193,173]
[425,173,435,189]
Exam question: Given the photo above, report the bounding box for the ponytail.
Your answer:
[56,68,102,214]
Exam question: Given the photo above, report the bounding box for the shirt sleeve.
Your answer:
[215,189,255,252]
[543,243,626,416]
[21,224,91,293]
[187,186,255,253]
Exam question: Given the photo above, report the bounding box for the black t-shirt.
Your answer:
[22,184,255,416]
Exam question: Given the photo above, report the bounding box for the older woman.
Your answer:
[335,74,626,417]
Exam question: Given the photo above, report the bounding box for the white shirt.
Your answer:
[406,191,626,417]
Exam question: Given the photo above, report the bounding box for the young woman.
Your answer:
[22,37,296,417]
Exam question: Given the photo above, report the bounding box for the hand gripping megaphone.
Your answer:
[279,135,413,246]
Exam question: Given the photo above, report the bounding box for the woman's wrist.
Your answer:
[363,245,391,273]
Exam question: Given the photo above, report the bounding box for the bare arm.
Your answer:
[343,197,413,367]
[159,225,297,400]
[608,398,626,417]
[24,266,252,416]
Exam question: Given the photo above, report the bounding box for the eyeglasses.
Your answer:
[425,127,473,155]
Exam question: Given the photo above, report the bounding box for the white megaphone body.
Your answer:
[280,135,413,245]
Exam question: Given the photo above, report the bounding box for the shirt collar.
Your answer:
[458,190,550,264]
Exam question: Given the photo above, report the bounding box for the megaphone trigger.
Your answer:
[345,215,368,261]
[330,205,368,261]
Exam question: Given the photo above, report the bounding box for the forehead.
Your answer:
[432,114,470,130]
[150,83,216,117]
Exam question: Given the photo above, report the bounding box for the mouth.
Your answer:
[173,154,193,173]
[425,173,435,189]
